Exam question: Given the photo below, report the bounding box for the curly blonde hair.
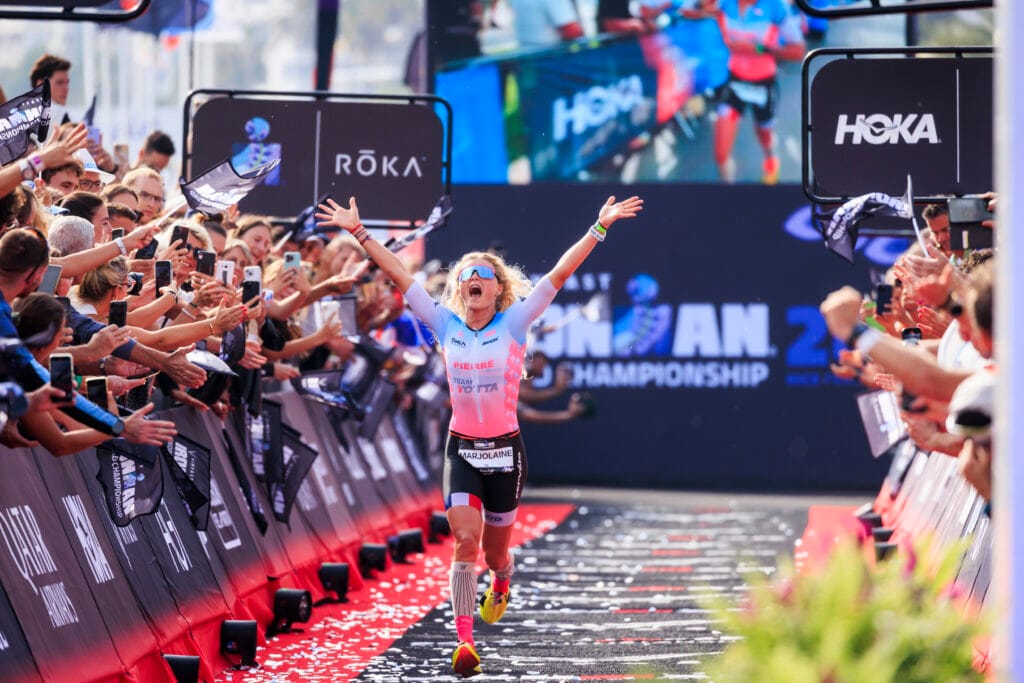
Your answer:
[440,251,532,320]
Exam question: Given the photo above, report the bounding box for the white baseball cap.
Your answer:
[946,368,995,443]
[73,148,115,185]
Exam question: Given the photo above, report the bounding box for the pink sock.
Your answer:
[492,576,510,594]
[455,615,474,645]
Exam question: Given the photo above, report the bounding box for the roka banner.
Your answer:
[0,81,51,165]
[186,93,448,222]
[806,50,992,201]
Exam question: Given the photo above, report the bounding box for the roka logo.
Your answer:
[834,114,939,145]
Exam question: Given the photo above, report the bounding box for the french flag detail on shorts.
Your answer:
[446,492,483,511]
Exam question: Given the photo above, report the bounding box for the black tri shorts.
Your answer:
[443,431,527,527]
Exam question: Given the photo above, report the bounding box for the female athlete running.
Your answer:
[316,194,643,677]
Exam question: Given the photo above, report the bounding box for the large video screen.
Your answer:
[432,1,908,185]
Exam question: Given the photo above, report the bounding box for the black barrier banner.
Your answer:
[223,409,325,573]
[134,460,232,631]
[0,81,50,165]
[373,415,431,517]
[200,413,292,581]
[180,157,281,216]
[96,440,164,526]
[237,400,282,484]
[808,53,992,200]
[273,424,319,525]
[277,392,363,548]
[358,377,397,439]
[308,402,396,536]
[0,447,123,683]
[164,433,212,531]
[77,449,193,646]
[31,447,162,675]
[222,428,268,535]
[0,579,38,683]
[259,399,284,485]
[390,407,432,485]
[188,95,445,221]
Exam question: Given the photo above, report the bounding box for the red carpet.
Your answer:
[794,504,869,574]
[214,503,574,682]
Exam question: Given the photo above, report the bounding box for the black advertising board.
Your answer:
[425,183,894,491]
[0,447,122,683]
[173,409,270,601]
[31,448,160,674]
[0,579,38,683]
[276,392,363,550]
[185,91,450,222]
[77,450,192,647]
[805,49,992,201]
[133,459,232,631]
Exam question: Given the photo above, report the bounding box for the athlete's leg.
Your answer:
[443,439,486,666]
[449,505,484,647]
[714,105,741,182]
[753,123,777,184]
[478,439,526,624]
[481,522,515,577]
[754,82,780,184]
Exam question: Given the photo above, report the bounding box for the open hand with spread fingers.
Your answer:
[315,196,363,233]
[597,195,644,229]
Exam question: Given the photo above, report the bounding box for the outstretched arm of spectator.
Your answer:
[0,123,88,198]
[820,286,970,402]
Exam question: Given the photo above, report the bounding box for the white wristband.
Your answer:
[115,237,128,256]
[854,327,883,354]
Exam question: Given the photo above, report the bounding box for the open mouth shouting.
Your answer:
[468,282,483,299]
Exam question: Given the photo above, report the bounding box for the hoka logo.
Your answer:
[552,75,644,142]
[834,114,939,145]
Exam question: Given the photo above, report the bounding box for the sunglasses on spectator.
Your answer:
[79,179,101,192]
[138,190,165,205]
[458,265,496,281]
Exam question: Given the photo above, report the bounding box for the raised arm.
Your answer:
[315,197,416,293]
[547,196,643,289]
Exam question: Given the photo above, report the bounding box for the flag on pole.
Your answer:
[95,440,164,526]
[180,157,280,216]
[162,433,212,531]
[0,81,51,166]
[815,188,913,263]
[82,93,97,127]
[386,195,454,253]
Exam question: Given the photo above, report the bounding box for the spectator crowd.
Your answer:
[0,51,587,459]
[820,196,998,508]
